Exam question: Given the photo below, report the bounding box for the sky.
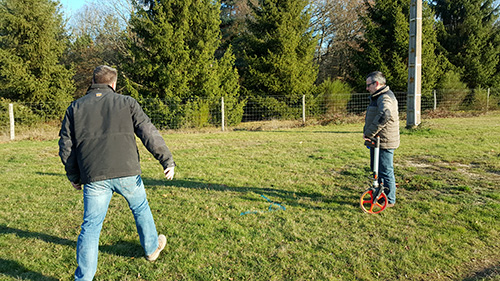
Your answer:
[59,0,500,14]
[59,0,88,17]
[59,0,500,21]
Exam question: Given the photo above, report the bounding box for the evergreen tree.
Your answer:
[239,0,317,120]
[0,0,74,118]
[126,0,243,128]
[433,0,500,88]
[212,45,244,126]
[219,0,252,58]
[220,0,242,49]
[351,0,443,95]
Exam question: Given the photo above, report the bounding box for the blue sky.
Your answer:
[59,0,88,16]
[59,0,500,18]
[59,0,500,13]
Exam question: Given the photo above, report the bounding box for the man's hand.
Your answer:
[71,182,82,190]
[164,167,175,180]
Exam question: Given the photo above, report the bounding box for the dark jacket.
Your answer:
[59,84,175,184]
[364,85,400,149]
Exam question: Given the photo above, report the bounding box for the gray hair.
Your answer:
[366,71,386,85]
[93,65,117,85]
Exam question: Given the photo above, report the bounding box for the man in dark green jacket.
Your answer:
[363,71,400,208]
[59,65,175,281]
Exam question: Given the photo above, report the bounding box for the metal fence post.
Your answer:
[221,96,225,132]
[302,95,306,123]
[487,88,490,112]
[9,103,15,141]
[433,89,437,111]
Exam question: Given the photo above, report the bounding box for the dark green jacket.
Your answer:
[59,84,175,184]
[363,85,400,149]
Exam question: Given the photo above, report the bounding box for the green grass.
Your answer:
[0,113,499,280]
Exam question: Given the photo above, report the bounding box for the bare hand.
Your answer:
[164,167,175,180]
[71,182,82,190]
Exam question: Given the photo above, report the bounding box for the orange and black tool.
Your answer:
[360,136,388,214]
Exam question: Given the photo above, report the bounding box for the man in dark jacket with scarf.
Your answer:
[363,71,400,208]
[59,65,175,281]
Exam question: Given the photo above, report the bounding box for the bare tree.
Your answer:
[63,0,134,97]
[310,0,367,83]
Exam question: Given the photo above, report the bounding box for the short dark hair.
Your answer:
[93,65,117,85]
[366,71,386,85]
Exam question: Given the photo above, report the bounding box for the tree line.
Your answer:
[1,0,499,128]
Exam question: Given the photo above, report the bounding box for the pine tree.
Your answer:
[212,45,244,126]
[219,0,252,58]
[0,0,74,118]
[433,0,500,88]
[126,0,243,128]
[220,0,241,50]
[351,0,443,95]
[239,0,317,120]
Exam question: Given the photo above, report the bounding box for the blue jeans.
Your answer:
[75,175,159,281]
[370,148,396,204]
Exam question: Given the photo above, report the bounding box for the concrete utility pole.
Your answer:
[407,0,422,127]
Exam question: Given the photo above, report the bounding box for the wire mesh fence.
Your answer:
[1,88,500,139]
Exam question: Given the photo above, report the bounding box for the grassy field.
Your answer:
[0,113,499,280]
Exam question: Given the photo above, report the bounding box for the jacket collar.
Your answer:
[87,84,115,93]
[371,85,390,98]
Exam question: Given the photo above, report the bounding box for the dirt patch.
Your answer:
[400,158,500,182]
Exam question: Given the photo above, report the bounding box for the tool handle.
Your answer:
[368,136,380,148]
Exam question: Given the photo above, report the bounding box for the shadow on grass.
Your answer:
[0,224,74,246]
[0,224,144,258]
[232,130,361,134]
[36,171,359,210]
[0,258,58,281]
[280,130,361,134]
[463,264,500,281]
[36,172,65,177]
[35,166,360,210]
[142,178,359,210]
[99,241,144,258]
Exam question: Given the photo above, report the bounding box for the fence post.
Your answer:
[221,97,225,132]
[9,103,15,141]
[487,88,490,112]
[433,89,437,111]
[302,95,306,123]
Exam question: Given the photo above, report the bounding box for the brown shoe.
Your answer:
[386,203,395,208]
[146,234,166,261]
